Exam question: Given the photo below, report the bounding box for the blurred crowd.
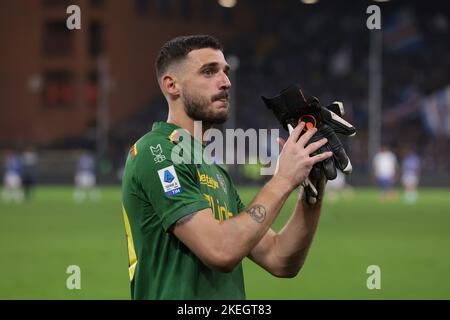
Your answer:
[229,1,449,175]
[108,1,450,177]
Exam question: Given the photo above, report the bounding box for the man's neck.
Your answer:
[166,114,211,144]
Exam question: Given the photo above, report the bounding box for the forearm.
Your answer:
[273,177,326,273]
[218,176,292,265]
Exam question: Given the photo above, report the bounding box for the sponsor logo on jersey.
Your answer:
[216,174,227,194]
[197,171,219,190]
[158,165,182,196]
[203,193,234,222]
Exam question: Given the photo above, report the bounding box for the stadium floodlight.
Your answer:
[218,0,237,8]
[301,0,319,4]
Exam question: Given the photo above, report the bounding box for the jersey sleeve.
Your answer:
[235,189,247,213]
[218,165,247,214]
[134,140,211,232]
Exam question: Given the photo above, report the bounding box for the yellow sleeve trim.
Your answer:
[122,205,138,282]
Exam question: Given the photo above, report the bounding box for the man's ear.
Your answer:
[161,74,180,98]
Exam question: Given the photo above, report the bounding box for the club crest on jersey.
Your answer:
[216,174,227,194]
[158,165,182,197]
[150,144,166,163]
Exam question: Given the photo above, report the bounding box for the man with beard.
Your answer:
[121,35,332,299]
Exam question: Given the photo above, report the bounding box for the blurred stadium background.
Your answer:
[0,0,449,299]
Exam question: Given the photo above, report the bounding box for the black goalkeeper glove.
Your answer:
[262,84,356,204]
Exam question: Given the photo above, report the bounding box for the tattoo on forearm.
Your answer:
[246,204,267,223]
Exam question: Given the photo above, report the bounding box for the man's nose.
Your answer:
[219,72,231,90]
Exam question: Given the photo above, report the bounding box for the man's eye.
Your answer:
[203,69,213,76]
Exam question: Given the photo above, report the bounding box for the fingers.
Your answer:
[310,150,333,164]
[276,137,286,150]
[303,181,318,204]
[322,108,356,137]
[334,147,352,174]
[297,126,318,147]
[303,178,318,197]
[304,137,328,155]
[322,155,337,180]
[287,122,305,143]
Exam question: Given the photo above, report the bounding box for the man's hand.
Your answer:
[274,121,333,192]
[262,84,356,204]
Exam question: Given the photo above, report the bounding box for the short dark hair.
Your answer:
[155,35,223,79]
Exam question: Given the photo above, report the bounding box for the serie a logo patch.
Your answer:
[158,165,182,197]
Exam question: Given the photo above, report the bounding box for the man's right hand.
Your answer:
[274,121,333,192]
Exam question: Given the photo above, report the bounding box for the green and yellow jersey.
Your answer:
[121,121,247,300]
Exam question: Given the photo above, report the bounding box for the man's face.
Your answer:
[179,48,231,125]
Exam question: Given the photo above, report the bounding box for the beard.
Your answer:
[182,87,229,125]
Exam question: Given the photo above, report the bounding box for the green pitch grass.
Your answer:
[0,186,449,299]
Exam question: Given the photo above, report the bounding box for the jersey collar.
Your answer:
[151,121,181,136]
[151,121,207,148]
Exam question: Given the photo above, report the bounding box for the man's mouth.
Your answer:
[213,92,229,102]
